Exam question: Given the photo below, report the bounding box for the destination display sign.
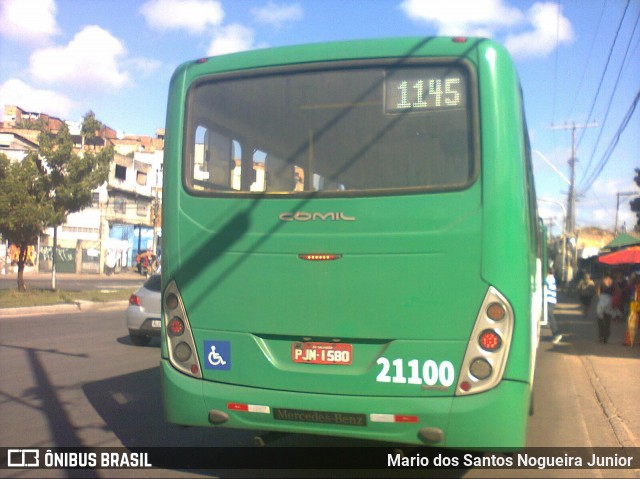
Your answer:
[385,67,467,114]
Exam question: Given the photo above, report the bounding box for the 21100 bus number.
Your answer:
[376,358,455,387]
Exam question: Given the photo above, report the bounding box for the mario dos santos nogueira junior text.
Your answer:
[388,451,635,469]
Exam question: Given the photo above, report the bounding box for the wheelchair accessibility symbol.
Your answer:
[204,340,231,370]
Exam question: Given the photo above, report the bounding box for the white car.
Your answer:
[126,273,161,346]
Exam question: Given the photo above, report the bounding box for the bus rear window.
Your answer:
[185,62,476,196]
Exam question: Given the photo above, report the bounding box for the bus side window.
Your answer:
[192,126,234,191]
[206,129,233,189]
[265,155,294,192]
[193,126,210,185]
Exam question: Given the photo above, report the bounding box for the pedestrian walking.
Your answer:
[577,272,596,313]
[596,274,614,344]
[546,268,562,344]
[624,274,640,347]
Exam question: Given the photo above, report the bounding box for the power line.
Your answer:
[579,10,640,191]
[568,0,607,119]
[576,0,631,152]
[578,88,640,194]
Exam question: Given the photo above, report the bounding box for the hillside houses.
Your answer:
[0,105,163,274]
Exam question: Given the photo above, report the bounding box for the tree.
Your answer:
[0,111,113,292]
[0,153,54,291]
[34,117,112,289]
[80,110,102,150]
[630,168,640,232]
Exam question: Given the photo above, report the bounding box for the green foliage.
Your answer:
[80,110,103,148]
[0,152,53,246]
[36,121,112,226]
[0,111,113,290]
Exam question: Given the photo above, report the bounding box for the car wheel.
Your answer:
[130,333,151,346]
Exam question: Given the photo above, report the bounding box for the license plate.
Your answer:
[291,342,352,365]
[151,320,161,328]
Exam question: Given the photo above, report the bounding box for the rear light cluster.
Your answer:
[128,294,141,306]
[456,286,513,396]
[163,280,202,378]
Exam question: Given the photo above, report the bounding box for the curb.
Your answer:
[0,300,128,318]
[580,351,640,449]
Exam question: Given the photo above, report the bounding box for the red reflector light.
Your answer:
[227,403,271,414]
[370,413,419,423]
[479,330,502,351]
[228,403,249,411]
[394,415,419,423]
[128,294,141,306]
[452,37,467,43]
[298,254,342,261]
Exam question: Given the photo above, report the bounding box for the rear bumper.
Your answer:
[161,359,529,449]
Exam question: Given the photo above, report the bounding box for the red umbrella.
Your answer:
[598,246,640,265]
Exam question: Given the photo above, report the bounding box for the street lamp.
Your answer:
[534,150,578,283]
[539,198,568,284]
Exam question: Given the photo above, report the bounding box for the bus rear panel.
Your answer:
[161,37,540,449]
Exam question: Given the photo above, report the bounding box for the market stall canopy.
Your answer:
[598,246,640,265]
[601,233,640,252]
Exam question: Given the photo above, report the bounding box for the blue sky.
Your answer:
[0,0,638,233]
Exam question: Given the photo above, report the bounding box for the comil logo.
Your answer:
[8,449,39,467]
[279,212,356,222]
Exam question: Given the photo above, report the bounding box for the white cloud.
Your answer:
[140,0,224,34]
[126,57,163,77]
[207,24,255,56]
[29,25,130,90]
[399,0,573,59]
[400,0,524,36]
[252,2,303,28]
[0,0,59,45]
[0,78,75,118]
[504,2,574,59]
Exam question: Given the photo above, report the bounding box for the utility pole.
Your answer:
[551,122,597,234]
[551,121,597,282]
[615,191,636,233]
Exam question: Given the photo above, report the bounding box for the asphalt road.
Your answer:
[0,301,638,478]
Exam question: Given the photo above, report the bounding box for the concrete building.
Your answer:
[0,105,163,275]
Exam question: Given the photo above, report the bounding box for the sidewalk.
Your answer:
[0,270,142,317]
[550,289,640,448]
[0,299,128,318]
[0,269,143,281]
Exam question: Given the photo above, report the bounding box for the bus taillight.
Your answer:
[486,302,506,321]
[168,317,185,336]
[165,293,179,310]
[469,358,493,380]
[163,280,202,379]
[456,286,514,396]
[479,330,502,351]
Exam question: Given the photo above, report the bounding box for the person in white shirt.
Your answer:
[546,268,562,344]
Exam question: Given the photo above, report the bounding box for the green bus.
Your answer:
[161,37,544,449]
